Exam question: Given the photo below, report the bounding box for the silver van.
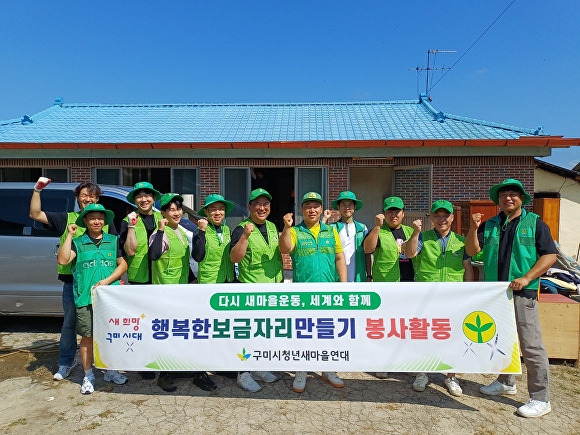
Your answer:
[0,182,198,316]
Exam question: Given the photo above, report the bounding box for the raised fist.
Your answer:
[374,214,385,227]
[197,218,208,231]
[470,213,484,229]
[243,222,254,236]
[127,211,138,227]
[283,213,293,228]
[412,219,422,233]
[158,218,168,231]
[67,223,78,235]
[34,177,51,192]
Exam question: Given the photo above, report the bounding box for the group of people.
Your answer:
[31,176,556,418]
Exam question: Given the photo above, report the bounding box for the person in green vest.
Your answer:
[29,177,116,382]
[466,179,557,418]
[363,196,416,283]
[229,188,281,392]
[322,191,371,283]
[404,199,473,397]
[119,181,165,386]
[120,181,163,284]
[192,194,235,284]
[57,203,128,394]
[148,193,218,392]
[363,196,416,379]
[279,191,347,393]
[192,193,238,384]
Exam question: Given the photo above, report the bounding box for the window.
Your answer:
[222,168,250,228]
[171,168,199,210]
[43,168,69,182]
[295,167,327,224]
[94,168,122,185]
[0,168,42,182]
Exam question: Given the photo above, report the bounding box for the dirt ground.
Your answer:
[1,318,579,434]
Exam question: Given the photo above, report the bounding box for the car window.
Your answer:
[0,189,74,237]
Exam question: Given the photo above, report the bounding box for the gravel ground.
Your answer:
[1,318,578,434]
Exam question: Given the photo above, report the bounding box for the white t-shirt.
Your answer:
[338,222,368,282]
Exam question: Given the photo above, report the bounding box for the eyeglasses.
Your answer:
[250,201,270,208]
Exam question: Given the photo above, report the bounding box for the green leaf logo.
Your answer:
[463,311,496,343]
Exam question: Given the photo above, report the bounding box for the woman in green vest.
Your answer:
[148,193,218,392]
[405,199,473,397]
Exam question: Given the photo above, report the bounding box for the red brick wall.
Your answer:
[3,155,535,205]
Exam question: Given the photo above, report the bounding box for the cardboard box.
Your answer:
[538,293,580,363]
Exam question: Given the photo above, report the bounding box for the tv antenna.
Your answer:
[414,49,457,98]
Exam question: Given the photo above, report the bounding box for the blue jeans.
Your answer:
[59,282,78,366]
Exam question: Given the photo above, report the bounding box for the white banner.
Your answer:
[92,282,521,374]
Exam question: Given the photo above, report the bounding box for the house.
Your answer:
[1,95,579,232]
[534,159,580,259]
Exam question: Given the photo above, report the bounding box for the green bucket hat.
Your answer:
[248,188,272,202]
[431,199,454,214]
[383,196,404,211]
[75,203,114,228]
[489,178,532,205]
[301,192,323,205]
[198,193,234,215]
[126,181,162,204]
[159,193,184,209]
[331,191,363,210]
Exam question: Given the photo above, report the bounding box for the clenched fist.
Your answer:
[412,219,422,233]
[197,218,208,231]
[34,177,51,192]
[243,222,255,237]
[283,213,293,228]
[470,213,484,229]
[374,214,385,227]
[127,211,138,227]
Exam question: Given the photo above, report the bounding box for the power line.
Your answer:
[428,0,518,94]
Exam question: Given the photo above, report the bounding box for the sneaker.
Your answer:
[80,374,95,395]
[375,372,389,379]
[157,374,177,392]
[480,380,517,396]
[53,356,79,381]
[103,370,128,385]
[292,371,307,393]
[413,373,429,392]
[321,372,344,388]
[193,372,218,391]
[237,371,261,392]
[517,399,552,418]
[251,371,277,383]
[444,376,463,396]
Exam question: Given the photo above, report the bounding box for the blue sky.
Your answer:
[2,1,579,168]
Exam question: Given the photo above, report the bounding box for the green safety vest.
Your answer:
[72,232,119,307]
[290,222,337,283]
[236,219,283,283]
[152,226,190,284]
[330,220,367,282]
[124,211,162,283]
[483,209,540,290]
[372,225,416,282]
[415,230,466,282]
[58,212,109,276]
[198,224,234,284]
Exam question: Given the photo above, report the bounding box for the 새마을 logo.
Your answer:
[237,348,251,361]
[462,311,496,343]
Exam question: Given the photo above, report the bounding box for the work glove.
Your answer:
[34,177,51,192]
